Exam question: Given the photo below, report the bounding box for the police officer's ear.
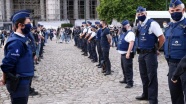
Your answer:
[20,23,26,29]
[14,18,26,30]
[183,7,185,13]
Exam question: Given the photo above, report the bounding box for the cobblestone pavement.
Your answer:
[0,40,172,104]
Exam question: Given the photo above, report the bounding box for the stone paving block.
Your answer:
[0,40,172,104]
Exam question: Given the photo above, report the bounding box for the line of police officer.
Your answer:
[0,0,186,104]
[73,0,186,104]
[74,20,112,76]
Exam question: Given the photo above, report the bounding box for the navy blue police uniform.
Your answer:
[76,28,82,48]
[172,55,186,82]
[79,24,84,50]
[135,6,163,104]
[39,26,45,57]
[89,25,98,62]
[27,31,39,95]
[73,27,81,47]
[164,0,186,103]
[28,32,36,55]
[117,20,135,88]
[0,10,34,104]
[101,26,111,75]
[82,22,88,56]
[95,22,103,67]
[87,21,93,59]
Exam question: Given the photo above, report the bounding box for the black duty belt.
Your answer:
[167,58,181,64]
[121,52,135,58]
[138,49,155,54]
[19,77,33,80]
[6,74,32,81]
[121,54,126,56]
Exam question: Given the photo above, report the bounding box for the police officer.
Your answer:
[80,22,88,56]
[85,21,93,59]
[88,25,98,63]
[27,29,39,96]
[38,25,45,59]
[164,0,186,103]
[76,26,82,48]
[95,22,103,68]
[0,10,34,104]
[100,20,112,76]
[135,6,165,104]
[118,20,135,88]
[73,26,81,47]
[172,55,186,83]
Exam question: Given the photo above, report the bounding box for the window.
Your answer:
[89,0,97,19]
[67,0,74,19]
[78,0,85,19]
[60,0,63,20]
[13,0,42,20]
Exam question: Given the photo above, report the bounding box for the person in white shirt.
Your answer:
[117,20,135,88]
[88,25,98,63]
[60,28,65,43]
[85,21,92,58]
[135,6,165,104]
[80,22,88,56]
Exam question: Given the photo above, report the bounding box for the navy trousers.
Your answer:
[6,80,30,104]
[79,38,83,49]
[96,40,103,64]
[167,61,186,104]
[91,41,98,61]
[138,53,158,104]
[74,36,78,46]
[102,47,111,73]
[87,42,91,57]
[121,54,133,86]
[83,39,87,54]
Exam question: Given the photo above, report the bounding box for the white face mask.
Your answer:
[163,24,167,28]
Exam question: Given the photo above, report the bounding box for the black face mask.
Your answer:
[138,15,146,22]
[171,12,183,21]
[122,28,127,32]
[21,24,32,35]
[100,24,103,28]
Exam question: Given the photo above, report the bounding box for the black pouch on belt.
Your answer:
[130,52,135,58]
[6,73,20,92]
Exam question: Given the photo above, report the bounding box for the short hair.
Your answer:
[181,3,185,9]
[92,27,97,31]
[100,20,107,25]
[14,18,26,29]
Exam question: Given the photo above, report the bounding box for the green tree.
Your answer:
[61,23,73,28]
[96,0,186,24]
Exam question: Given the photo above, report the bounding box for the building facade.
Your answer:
[0,0,99,22]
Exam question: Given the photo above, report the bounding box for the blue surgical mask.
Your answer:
[21,24,32,35]
[138,15,146,22]
[171,12,183,21]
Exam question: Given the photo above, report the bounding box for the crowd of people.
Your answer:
[0,0,186,104]
[56,27,72,44]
